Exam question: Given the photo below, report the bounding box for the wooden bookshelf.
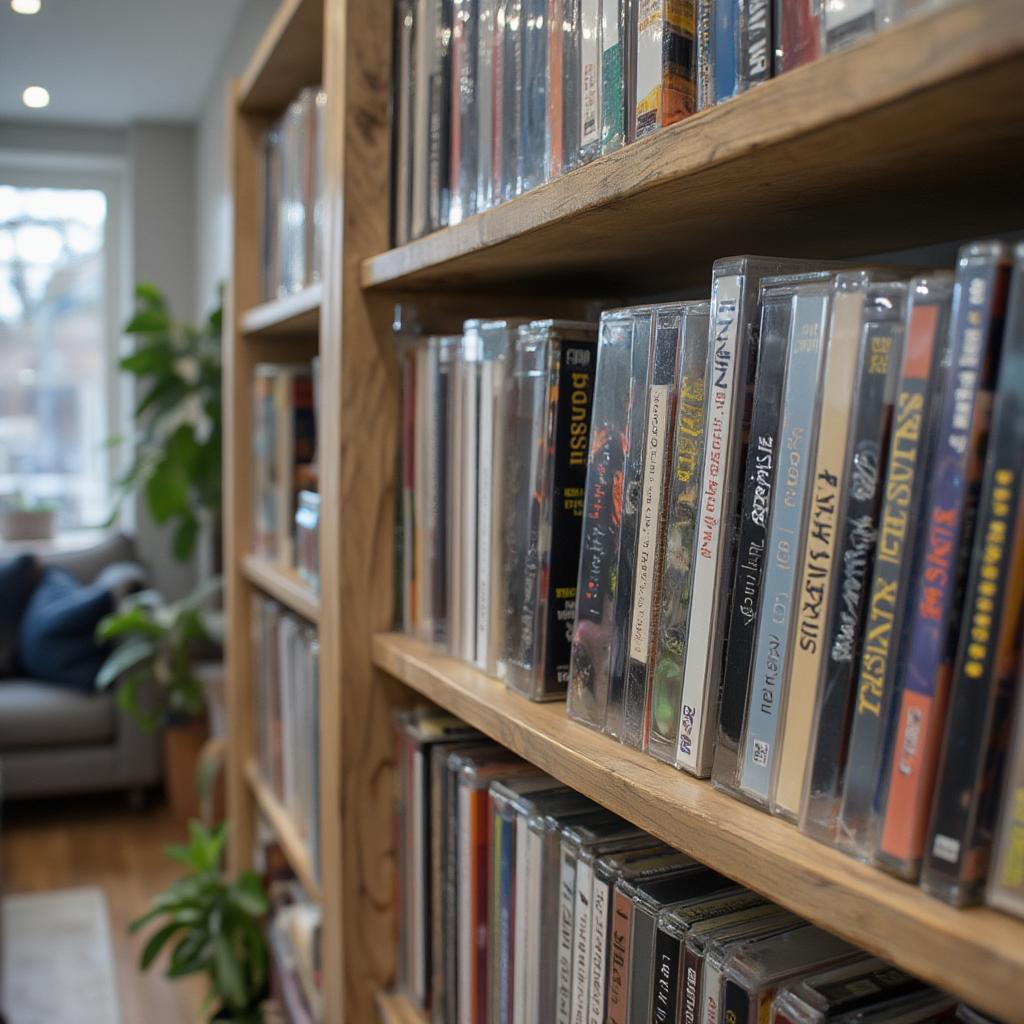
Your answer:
[375,991,427,1024]
[372,632,1024,1022]
[245,759,321,901]
[238,0,324,114]
[222,0,1024,1021]
[241,283,322,337]
[242,554,320,623]
[362,0,1024,294]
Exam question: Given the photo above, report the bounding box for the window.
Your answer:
[0,161,124,533]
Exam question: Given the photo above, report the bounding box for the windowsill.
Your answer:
[0,527,115,556]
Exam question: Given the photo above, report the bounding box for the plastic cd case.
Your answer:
[772,272,885,823]
[495,0,523,202]
[569,308,652,730]
[800,282,907,844]
[578,0,603,165]
[877,244,1011,882]
[450,0,479,225]
[836,273,954,862]
[711,275,807,793]
[735,276,832,806]
[944,248,1024,912]
[620,304,689,748]
[720,926,860,1024]
[520,0,551,193]
[502,321,598,701]
[769,957,928,1023]
[821,0,877,53]
[600,0,628,153]
[476,0,497,212]
[634,0,697,140]
[678,256,821,778]
[604,307,657,740]
[773,0,821,74]
[647,300,711,765]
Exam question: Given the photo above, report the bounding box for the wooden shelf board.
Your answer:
[376,990,428,1024]
[245,759,320,901]
[363,0,1024,295]
[242,554,320,623]
[241,283,321,337]
[238,0,323,115]
[373,631,1024,1023]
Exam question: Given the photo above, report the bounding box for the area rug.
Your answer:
[2,887,121,1024]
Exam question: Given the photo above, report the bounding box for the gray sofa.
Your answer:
[0,533,162,800]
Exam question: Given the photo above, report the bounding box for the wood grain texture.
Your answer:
[243,554,320,623]
[225,84,271,883]
[373,631,1024,1024]
[375,990,428,1024]
[320,0,418,1020]
[239,0,324,115]
[245,759,321,900]
[242,282,322,337]
[363,0,1024,294]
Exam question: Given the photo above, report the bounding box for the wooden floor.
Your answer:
[2,794,206,1023]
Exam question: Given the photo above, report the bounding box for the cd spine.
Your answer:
[677,272,745,776]
[926,248,1024,906]
[607,886,634,1024]
[800,284,906,843]
[711,286,792,792]
[772,0,820,75]
[569,314,636,728]
[600,0,627,153]
[739,0,772,90]
[737,284,831,806]
[836,276,953,861]
[606,310,657,739]
[579,0,602,164]
[878,245,1011,880]
[623,306,686,748]
[648,305,711,765]
[772,276,867,821]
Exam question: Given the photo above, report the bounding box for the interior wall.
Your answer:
[127,122,198,601]
[194,0,278,322]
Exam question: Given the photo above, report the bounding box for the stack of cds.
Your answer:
[262,86,326,300]
[398,317,599,700]
[253,594,321,878]
[395,241,1024,918]
[389,0,956,244]
[393,709,961,1023]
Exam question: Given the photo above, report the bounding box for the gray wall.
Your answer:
[194,0,278,321]
[127,122,199,601]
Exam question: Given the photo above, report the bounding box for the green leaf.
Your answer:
[212,934,245,1010]
[120,343,175,377]
[129,905,167,934]
[172,516,199,562]
[134,282,168,309]
[125,308,171,334]
[145,457,190,524]
[95,638,156,689]
[134,375,187,421]
[227,884,267,918]
[97,605,164,641]
[140,922,181,970]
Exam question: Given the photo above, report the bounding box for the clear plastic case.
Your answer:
[520,0,552,193]
[634,0,697,139]
[600,0,628,154]
[835,273,954,862]
[772,0,821,75]
[450,0,479,225]
[502,320,598,700]
[568,309,649,730]
[799,282,907,844]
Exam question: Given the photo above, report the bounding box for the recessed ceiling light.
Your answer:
[11,0,42,14]
[22,86,50,109]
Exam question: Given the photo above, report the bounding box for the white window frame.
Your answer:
[0,149,131,537]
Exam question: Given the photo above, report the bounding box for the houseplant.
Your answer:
[0,493,58,542]
[97,576,224,820]
[110,282,223,562]
[130,820,269,1022]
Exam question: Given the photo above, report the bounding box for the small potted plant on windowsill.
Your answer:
[131,820,270,1022]
[1,493,58,542]
[96,576,224,822]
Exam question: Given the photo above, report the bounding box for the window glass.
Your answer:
[0,184,111,531]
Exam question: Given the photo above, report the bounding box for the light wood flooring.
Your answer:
[2,794,206,1023]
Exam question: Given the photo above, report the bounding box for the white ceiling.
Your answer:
[0,0,248,125]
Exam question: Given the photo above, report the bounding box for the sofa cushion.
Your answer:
[0,554,42,677]
[18,568,113,692]
[0,679,116,749]
[40,532,138,583]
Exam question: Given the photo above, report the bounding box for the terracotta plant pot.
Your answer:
[162,717,210,823]
[1,507,56,542]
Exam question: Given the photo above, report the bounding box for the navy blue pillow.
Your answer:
[18,567,113,692]
[0,554,41,677]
